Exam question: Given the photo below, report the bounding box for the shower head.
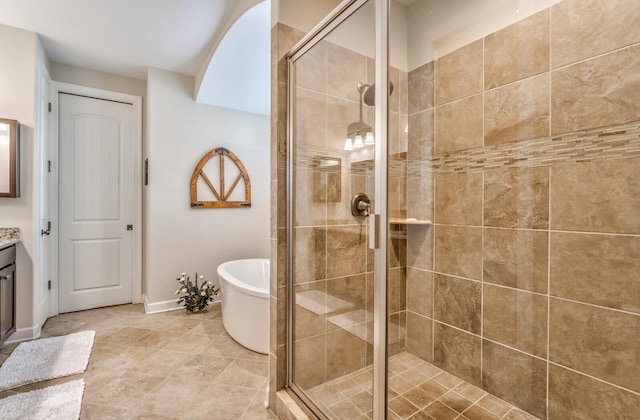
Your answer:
[363,82,394,106]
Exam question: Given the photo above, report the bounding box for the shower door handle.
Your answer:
[369,214,379,249]
[351,193,377,248]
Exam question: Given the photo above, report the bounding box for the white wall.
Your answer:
[274,0,341,33]
[0,23,39,330]
[145,67,270,306]
[197,0,271,116]
[50,62,145,98]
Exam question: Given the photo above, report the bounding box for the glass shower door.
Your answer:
[287,0,389,418]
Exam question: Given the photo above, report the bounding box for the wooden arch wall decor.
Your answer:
[190,147,251,208]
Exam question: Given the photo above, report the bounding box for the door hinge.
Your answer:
[48,102,52,112]
[47,160,51,173]
[144,158,149,186]
[48,280,52,290]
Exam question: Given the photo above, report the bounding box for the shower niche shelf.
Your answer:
[389,218,431,225]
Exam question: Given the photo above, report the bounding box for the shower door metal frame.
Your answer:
[285,0,390,418]
[372,0,389,417]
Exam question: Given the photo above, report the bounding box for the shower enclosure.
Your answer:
[280,0,640,418]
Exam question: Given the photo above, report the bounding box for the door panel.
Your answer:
[72,239,121,290]
[59,93,134,313]
[72,116,121,220]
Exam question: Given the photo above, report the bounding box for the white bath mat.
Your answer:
[0,379,85,420]
[0,330,95,391]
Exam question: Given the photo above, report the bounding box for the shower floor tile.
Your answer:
[307,351,539,420]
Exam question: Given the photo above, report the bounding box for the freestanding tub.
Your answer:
[217,258,269,354]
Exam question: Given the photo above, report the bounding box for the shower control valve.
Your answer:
[351,193,371,217]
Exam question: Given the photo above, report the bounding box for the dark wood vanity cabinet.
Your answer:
[0,244,16,344]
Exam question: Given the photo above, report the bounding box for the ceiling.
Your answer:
[0,0,271,114]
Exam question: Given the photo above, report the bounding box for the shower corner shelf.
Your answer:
[389,218,432,225]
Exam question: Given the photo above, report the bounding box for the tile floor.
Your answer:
[0,303,276,420]
[308,352,540,420]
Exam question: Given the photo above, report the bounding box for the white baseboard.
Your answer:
[142,294,183,314]
[4,322,42,345]
[142,295,222,315]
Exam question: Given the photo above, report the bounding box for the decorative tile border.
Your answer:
[291,121,640,178]
[292,145,407,177]
[409,121,640,177]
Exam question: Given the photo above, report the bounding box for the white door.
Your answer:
[58,93,134,313]
[38,68,51,320]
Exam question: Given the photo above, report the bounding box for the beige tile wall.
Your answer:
[484,9,549,89]
[405,1,640,419]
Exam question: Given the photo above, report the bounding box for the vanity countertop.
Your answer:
[0,228,20,248]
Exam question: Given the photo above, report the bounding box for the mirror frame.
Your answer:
[0,118,20,198]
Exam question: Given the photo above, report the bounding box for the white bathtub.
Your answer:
[217,258,269,354]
